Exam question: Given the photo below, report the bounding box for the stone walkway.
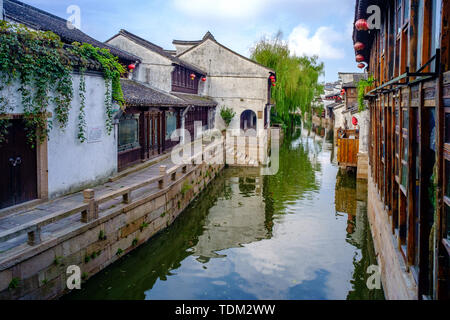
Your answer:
[0,155,178,256]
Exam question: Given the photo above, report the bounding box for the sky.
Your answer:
[20,0,361,83]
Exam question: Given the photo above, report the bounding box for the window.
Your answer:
[445,107,450,243]
[118,114,140,152]
[165,111,177,141]
[395,103,400,178]
[396,0,403,33]
[416,0,424,70]
[430,0,442,71]
[401,108,409,189]
[403,0,410,24]
[172,65,200,94]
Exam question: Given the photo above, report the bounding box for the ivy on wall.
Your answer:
[0,21,126,146]
[357,75,375,112]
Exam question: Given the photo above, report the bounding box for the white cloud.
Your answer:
[172,0,271,20]
[288,25,345,60]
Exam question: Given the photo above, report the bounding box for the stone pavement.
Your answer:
[0,155,178,256]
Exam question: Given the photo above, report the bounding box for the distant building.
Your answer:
[173,32,276,138]
[106,30,217,170]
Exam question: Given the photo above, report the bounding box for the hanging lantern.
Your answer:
[352,116,358,126]
[272,82,276,87]
[357,63,366,69]
[341,89,346,96]
[354,42,365,51]
[128,64,136,72]
[355,54,365,62]
[201,77,207,82]
[190,73,196,80]
[355,19,369,31]
[270,75,276,82]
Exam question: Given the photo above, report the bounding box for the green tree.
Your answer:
[250,32,324,128]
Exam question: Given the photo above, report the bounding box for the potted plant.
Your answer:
[219,106,236,132]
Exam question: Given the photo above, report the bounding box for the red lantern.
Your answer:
[355,19,369,31]
[352,116,358,126]
[355,54,365,62]
[190,73,196,80]
[357,63,366,69]
[201,77,207,82]
[128,64,136,71]
[270,75,275,82]
[341,89,346,96]
[272,82,276,87]
[354,42,365,51]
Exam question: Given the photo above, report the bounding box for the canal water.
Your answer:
[65,126,384,300]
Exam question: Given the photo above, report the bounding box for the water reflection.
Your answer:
[64,124,384,300]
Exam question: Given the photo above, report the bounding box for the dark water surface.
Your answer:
[65,127,384,300]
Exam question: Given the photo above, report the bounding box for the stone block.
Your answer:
[120,216,145,238]
[104,213,127,236]
[20,247,56,279]
[0,269,12,292]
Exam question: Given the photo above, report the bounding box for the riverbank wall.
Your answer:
[366,169,418,300]
[0,143,224,300]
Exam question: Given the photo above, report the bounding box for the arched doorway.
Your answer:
[240,110,257,132]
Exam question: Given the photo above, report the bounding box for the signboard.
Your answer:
[87,127,102,143]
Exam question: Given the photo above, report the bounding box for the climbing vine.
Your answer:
[357,75,375,112]
[0,21,126,145]
[77,68,87,142]
[70,42,126,134]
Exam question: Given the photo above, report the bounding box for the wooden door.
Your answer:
[0,119,37,209]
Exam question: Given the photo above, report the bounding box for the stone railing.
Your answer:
[0,140,223,250]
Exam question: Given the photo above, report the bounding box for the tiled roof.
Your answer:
[110,30,207,75]
[3,0,141,63]
[121,79,187,107]
[171,92,217,107]
[173,31,215,45]
[121,80,217,108]
[175,31,275,74]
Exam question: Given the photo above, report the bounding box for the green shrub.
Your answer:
[220,107,236,128]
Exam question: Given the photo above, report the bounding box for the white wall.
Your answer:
[0,73,117,199]
[107,35,174,92]
[179,39,271,136]
[47,74,117,198]
[334,106,369,154]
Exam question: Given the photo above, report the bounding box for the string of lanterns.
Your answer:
[270,75,276,87]
[354,18,369,69]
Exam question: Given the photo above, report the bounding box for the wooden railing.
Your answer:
[337,137,359,167]
[0,140,223,248]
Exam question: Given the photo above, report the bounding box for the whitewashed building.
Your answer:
[0,0,140,209]
[173,32,276,138]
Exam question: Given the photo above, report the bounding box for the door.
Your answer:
[0,119,37,209]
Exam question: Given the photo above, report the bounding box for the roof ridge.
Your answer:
[110,29,207,75]
[119,29,164,51]
[176,34,275,74]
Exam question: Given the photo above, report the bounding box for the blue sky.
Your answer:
[21,0,361,82]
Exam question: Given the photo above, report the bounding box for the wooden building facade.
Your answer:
[353,0,449,299]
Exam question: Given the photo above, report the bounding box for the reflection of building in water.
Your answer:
[335,169,366,248]
[194,168,268,261]
[335,169,384,300]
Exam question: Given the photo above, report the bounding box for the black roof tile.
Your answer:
[121,79,187,107]
[3,0,141,63]
[110,30,206,75]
